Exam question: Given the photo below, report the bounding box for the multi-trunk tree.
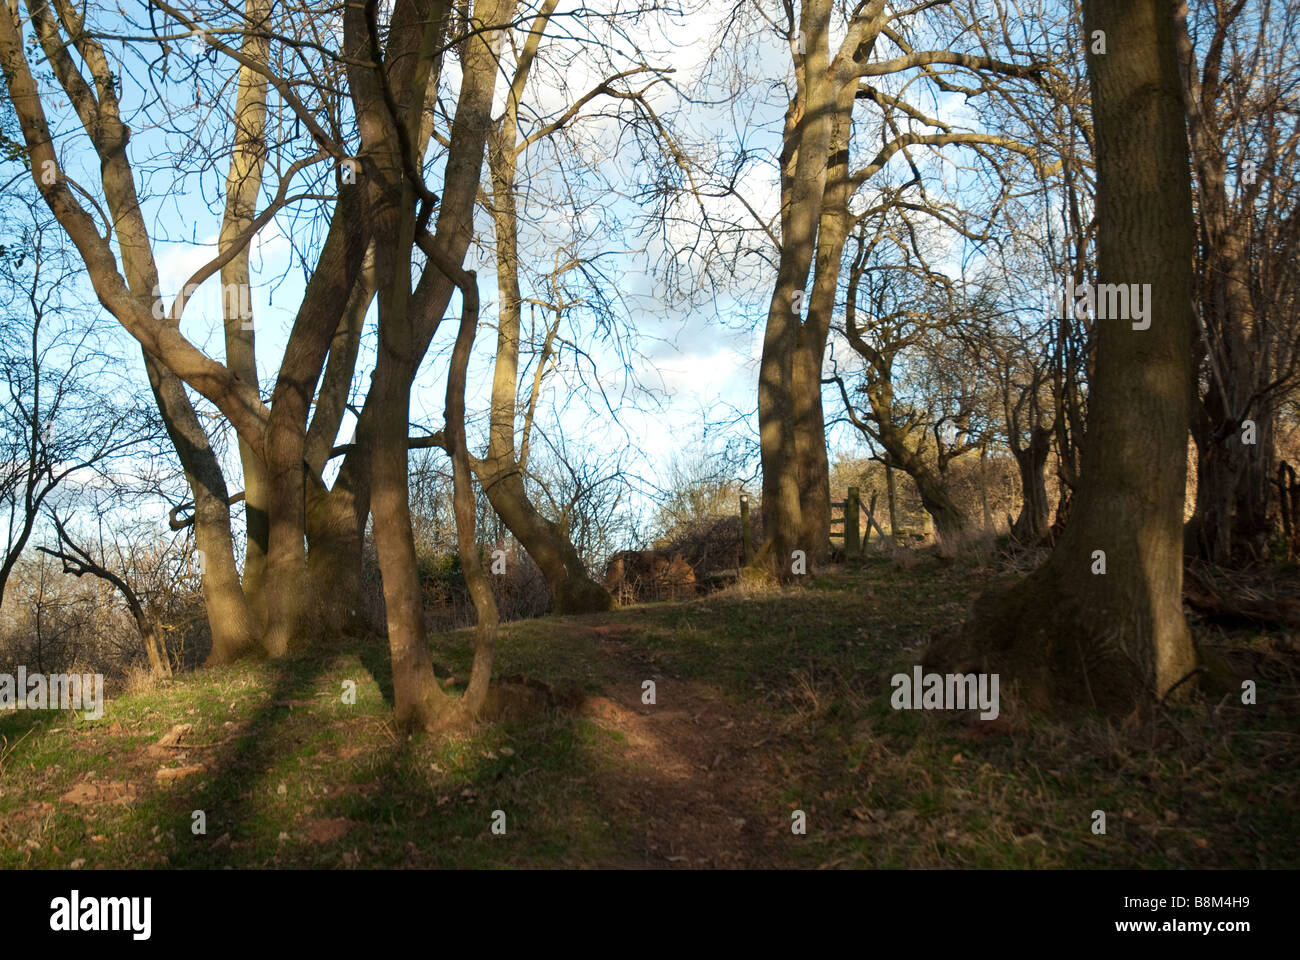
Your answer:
[0,0,524,729]
[747,0,1053,575]
[1175,0,1300,566]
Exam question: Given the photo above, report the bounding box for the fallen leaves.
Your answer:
[305,818,351,844]
[60,780,137,805]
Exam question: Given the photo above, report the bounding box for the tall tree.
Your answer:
[747,0,1050,576]
[0,0,522,729]
[1,0,270,662]
[930,0,1199,713]
[474,1,668,614]
[218,0,273,631]
[1175,0,1300,565]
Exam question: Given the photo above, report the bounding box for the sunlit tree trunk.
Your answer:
[933,0,1198,713]
[219,0,272,632]
[345,0,511,730]
[480,9,613,612]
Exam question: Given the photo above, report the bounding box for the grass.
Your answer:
[1,551,1296,869]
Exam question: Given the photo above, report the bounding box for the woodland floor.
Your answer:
[1,550,1297,869]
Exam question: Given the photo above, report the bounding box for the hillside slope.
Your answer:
[2,554,1295,869]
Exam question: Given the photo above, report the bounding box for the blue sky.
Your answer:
[12,0,1070,553]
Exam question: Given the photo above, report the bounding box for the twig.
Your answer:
[0,723,40,773]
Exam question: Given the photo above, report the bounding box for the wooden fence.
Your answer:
[735,486,922,563]
[830,486,889,553]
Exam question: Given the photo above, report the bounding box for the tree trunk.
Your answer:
[1174,3,1276,566]
[481,53,612,613]
[145,350,259,667]
[1187,392,1276,565]
[443,263,498,719]
[306,471,369,634]
[367,212,451,730]
[931,0,1198,714]
[757,299,806,577]
[755,0,837,579]
[792,330,832,560]
[304,251,376,635]
[1011,427,1053,542]
[875,420,970,540]
[978,442,994,534]
[370,354,453,730]
[914,472,968,540]
[220,0,272,632]
[261,196,368,656]
[474,463,612,612]
[342,0,510,732]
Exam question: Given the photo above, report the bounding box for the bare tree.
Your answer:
[698,0,1057,575]
[0,0,543,730]
[0,198,152,607]
[473,3,671,612]
[828,216,989,539]
[1176,0,1300,564]
[38,509,173,676]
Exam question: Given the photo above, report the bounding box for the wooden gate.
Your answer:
[830,486,886,554]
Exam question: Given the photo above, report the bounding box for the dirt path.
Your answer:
[573,638,795,868]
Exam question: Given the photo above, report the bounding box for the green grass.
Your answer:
[1,553,1295,869]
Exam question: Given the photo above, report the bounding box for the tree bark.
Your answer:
[219,0,272,632]
[441,259,498,719]
[1011,427,1053,542]
[756,0,837,578]
[261,194,368,656]
[342,0,510,731]
[885,461,899,538]
[152,365,261,665]
[931,0,1198,714]
[303,250,376,633]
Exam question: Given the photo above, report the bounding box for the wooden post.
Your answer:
[978,439,993,533]
[740,493,753,565]
[845,486,860,555]
[885,461,899,540]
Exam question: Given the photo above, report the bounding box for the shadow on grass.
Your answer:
[0,704,65,748]
[136,631,629,868]
[156,642,342,868]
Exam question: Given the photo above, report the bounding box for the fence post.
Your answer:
[864,490,879,552]
[885,461,899,540]
[740,493,753,565]
[845,486,860,555]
